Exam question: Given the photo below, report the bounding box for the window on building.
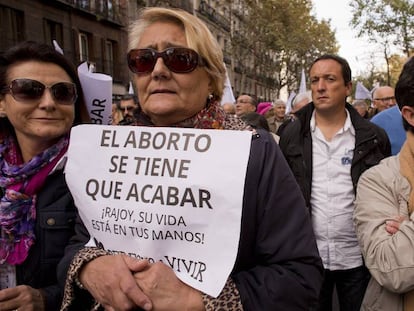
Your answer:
[103,39,115,76]
[44,19,63,48]
[79,32,90,62]
[0,5,24,49]
[78,0,89,9]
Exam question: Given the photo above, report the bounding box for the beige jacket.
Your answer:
[354,155,414,311]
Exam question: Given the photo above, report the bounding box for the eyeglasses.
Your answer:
[236,99,253,104]
[127,47,205,74]
[374,96,396,103]
[120,106,135,112]
[2,78,77,105]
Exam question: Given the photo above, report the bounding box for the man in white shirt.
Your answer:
[279,54,391,311]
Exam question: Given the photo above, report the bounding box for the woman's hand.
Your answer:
[134,262,204,311]
[385,216,408,235]
[79,254,152,311]
[0,285,44,311]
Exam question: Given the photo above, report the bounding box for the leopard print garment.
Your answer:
[61,248,244,310]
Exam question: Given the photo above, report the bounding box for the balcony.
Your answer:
[54,0,125,26]
[198,1,230,32]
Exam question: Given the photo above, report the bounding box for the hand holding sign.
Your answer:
[65,124,251,297]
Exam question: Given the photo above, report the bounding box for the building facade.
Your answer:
[0,0,277,101]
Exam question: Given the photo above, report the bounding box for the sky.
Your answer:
[311,0,382,75]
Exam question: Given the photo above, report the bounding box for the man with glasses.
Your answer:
[371,85,406,155]
[370,85,396,117]
[118,93,138,125]
[235,94,257,118]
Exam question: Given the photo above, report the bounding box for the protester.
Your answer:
[267,99,288,134]
[221,102,236,115]
[111,99,123,125]
[241,112,279,143]
[277,91,312,137]
[354,57,414,311]
[60,7,323,311]
[234,94,257,117]
[279,54,391,311]
[118,93,139,125]
[352,99,369,119]
[256,102,273,116]
[369,85,397,118]
[0,41,89,310]
[290,91,312,116]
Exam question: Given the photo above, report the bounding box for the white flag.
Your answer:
[128,81,134,95]
[221,67,235,104]
[285,91,296,115]
[355,81,372,100]
[52,40,64,55]
[299,68,306,94]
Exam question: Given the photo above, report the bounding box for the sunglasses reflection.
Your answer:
[127,47,204,74]
[4,78,77,104]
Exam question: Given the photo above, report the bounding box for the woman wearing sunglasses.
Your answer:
[60,7,323,311]
[0,41,89,310]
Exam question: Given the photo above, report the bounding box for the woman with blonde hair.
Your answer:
[60,7,322,311]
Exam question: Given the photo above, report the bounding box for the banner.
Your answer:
[355,81,372,100]
[65,125,252,297]
[77,62,112,125]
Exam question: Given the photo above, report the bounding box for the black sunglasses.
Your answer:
[127,47,205,74]
[3,78,77,105]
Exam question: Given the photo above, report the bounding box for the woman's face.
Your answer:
[0,60,75,151]
[133,21,212,126]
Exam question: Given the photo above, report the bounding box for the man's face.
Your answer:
[373,86,396,112]
[310,59,352,113]
[119,98,136,117]
[235,95,256,117]
[274,103,286,120]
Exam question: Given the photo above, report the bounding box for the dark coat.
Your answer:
[279,102,391,209]
[14,168,78,311]
[232,129,323,310]
[60,129,323,311]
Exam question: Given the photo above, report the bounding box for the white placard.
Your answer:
[77,62,112,125]
[65,124,251,297]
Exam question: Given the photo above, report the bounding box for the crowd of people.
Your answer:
[0,6,413,311]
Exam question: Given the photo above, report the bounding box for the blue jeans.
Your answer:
[316,265,370,311]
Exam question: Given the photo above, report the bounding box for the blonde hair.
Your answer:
[129,7,226,101]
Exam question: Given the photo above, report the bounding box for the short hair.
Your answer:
[352,99,368,109]
[395,57,414,133]
[120,93,138,104]
[273,99,286,106]
[237,93,257,107]
[128,7,226,101]
[292,91,312,109]
[241,112,270,131]
[310,54,352,85]
[0,41,88,135]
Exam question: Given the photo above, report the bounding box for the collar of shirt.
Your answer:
[310,109,355,136]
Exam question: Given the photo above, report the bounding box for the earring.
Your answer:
[206,93,214,105]
[0,112,6,118]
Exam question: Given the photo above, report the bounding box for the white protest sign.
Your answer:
[65,124,252,297]
[77,62,112,125]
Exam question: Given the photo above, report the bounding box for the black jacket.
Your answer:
[14,168,78,311]
[279,102,391,209]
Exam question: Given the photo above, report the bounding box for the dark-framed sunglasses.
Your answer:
[2,78,78,105]
[127,47,205,74]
